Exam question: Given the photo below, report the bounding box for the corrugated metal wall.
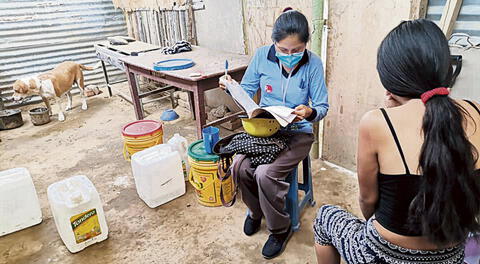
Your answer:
[427,0,480,39]
[0,0,128,105]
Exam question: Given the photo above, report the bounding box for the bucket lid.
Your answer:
[122,120,162,137]
[0,109,21,117]
[153,59,195,71]
[188,140,219,162]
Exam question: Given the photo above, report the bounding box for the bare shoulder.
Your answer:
[360,109,384,128]
[359,109,385,137]
[455,99,480,137]
[455,98,480,112]
[455,99,480,124]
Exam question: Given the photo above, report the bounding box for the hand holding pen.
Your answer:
[219,60,232,91]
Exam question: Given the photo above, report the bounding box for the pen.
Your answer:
[225,60,228,77]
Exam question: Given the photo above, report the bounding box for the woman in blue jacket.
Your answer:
[221,8,329,259]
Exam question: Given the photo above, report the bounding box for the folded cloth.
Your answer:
[223,132,288,167]
[161,40,192,55]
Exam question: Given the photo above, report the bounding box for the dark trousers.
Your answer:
[233,132,314,234]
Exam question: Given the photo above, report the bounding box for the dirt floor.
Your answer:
[0,84,361,264]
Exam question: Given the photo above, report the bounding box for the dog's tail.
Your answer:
[79,61,102,71]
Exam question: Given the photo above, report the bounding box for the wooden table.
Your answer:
[121,46,250,138]
[95,40,178,111]
[94,40,162,96]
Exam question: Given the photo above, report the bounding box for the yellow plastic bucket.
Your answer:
[188,140,234,207]
[241,118,280,137]
[122,120,163,161]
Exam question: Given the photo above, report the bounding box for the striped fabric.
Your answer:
[314,205,465,264]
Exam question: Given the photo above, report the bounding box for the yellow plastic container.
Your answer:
[121,120,163,161]
[188,140,233,207]
[241,118,280,137]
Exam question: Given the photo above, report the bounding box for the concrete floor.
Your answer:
[0,89,360,264]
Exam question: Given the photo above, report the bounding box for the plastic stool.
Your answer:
[465,234,480,264]
[285,156,316,232]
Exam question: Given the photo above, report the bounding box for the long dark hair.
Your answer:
[271,9,310,43]
[377,19,480,246]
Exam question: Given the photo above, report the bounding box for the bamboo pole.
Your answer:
[310,0,325,159]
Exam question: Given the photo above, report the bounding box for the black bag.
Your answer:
[213,133,239,207]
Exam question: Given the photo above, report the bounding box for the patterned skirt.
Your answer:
[313,205,465,264]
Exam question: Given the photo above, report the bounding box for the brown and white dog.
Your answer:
[12,61,100,121]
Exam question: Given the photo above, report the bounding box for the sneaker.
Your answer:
[243,215,261,236]
[261,226,293,259]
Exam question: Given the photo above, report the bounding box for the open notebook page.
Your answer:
[225,81,259,116]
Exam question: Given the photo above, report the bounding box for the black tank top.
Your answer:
[375,100,480,236]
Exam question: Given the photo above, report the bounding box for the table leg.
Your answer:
[101,61,112,97]
[170,90,177,109]
[125,66,144,120]
[193,89,206,139]
[188,91,196,120]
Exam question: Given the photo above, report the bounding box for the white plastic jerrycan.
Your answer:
[0,168,42,236]
[167,133,190,181]
[47,175,108,253]
[131,144,185,208]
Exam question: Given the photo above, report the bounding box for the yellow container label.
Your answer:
[70,209,102,244]
[189,158,234,207]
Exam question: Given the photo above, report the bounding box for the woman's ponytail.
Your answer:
[412,95,480,245]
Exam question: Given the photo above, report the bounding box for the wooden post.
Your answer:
[193,85,206,139]
[410,0,429,19]
[125,11,134,38]
[186,0,197,45]
[125,65,144,120]
[131,10,140,41]
[438,0,463,38]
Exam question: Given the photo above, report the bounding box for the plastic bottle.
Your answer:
[47,175,108,253]
[131,144,185,208]
[167,133,190,181]
[0,168,42,236]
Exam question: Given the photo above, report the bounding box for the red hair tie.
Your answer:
[421,87,450,104]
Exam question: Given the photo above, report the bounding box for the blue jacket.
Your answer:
[240,45,329,133]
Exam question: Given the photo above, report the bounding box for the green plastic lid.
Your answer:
[188,140,219,162]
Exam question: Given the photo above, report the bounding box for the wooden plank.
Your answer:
[125,11,134,38]
[438,0,463,38]
[186,0,197,45]
[138,86,175,98]
[409,0,429,19]
[219,118,242,131]
[130,10,140,41]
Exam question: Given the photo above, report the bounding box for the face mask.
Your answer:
[275,51,304,68]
